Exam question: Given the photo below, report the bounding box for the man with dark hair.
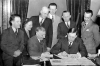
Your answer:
[57,11,76,39]
[48,3,61,47]
[51,28,87,57]
[81,10,100,55]
[29,6,53,51]
[1,14,24,66]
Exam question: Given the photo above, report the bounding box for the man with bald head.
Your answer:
[57,11,76,39]
[29,6,53,51]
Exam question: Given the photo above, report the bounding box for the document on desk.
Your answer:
[78,57,95,65]
[50,54,95,66]
[50,59,80,65]
[23,64,40,66]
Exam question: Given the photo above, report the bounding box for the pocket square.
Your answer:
[86,29,89,31]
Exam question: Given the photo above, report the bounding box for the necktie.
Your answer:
[67,22,69,28]
[68,42,72,48]
[40,19,43,25]
[15,30,18,36]
[52,15,54,22]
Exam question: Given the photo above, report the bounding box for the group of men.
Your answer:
[1,2,100,66]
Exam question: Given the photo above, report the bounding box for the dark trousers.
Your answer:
[3,53,22,66]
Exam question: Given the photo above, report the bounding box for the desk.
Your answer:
[22,55,95,66]
[50,57,95,66]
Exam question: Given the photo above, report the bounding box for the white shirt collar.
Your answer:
[65,21,70,26]
[39,16,43,22]
[69,41,73,45]
[12,26,17,33]
[48,13,55,19]
[37,39,41,42]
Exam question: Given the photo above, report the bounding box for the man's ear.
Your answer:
[55,9,57,12]
[69,15,71,18]
[75,35,77,38]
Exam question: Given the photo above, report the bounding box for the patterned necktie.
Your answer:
[52,15,54,22]
[15,30,18,36]
[40,19,43,25]
[67,22,69,28]
[68,42,72,48]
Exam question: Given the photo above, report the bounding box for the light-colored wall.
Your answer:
[27,0,67,18]
[90,0,100,21]
[27,0,100,21]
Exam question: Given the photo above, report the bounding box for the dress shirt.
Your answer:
[12,26,18,33]
[65,21,70,28]
[39,16,44,24]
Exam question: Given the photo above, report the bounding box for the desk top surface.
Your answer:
[50,57,95,65]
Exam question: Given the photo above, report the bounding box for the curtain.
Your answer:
[12,0,29,26]
[66,0,91,37]
[2,0,12,30]
[2,0,29,30]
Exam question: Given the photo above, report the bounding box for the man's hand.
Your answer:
[77,52,81,58]
[31,56,40,60]
[58,51,68,56]
[47,47,51,52]
[41,52,50,57]
[13,50,22,57]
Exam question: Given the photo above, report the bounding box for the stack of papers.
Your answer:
[50,57,95,65]
[78,57,95,65]
[50,59,80,65]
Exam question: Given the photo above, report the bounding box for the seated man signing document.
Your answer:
[28,27,51,60]
[51,28,87,58]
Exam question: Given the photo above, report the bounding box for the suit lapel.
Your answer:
[81,22,92,33]
[62,38,69,52]
[63,22,69,29]
[35,36,45,52]
[23,29,29,39]
[10,27,16,38]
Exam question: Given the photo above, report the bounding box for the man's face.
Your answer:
[40,8,49,19]
[62,12,71,22]
[84,12,92,23]
[68,33,77,42]
[12,17,21,29]
[36,30,46,40]
[49,5,57,15]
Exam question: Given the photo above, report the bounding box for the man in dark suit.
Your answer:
[28,27,50,59]
[29,6,53,51]
[57,11,76,39]
[51,28,87,57]
[1,14,24,66]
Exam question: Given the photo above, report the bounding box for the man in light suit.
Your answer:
[51,28,87,57]
[1,14,24,66]
[57,11,76,39]
[48,3,61,47]
[81,10,100,55]
[29,6,53,51]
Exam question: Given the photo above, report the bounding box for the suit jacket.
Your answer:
[22,28,30,55]
[28,36,47,56]
[81,21,100,54]
[48,14,61,47]
[57,21,76,39]
[50,37,87,57]
[29,16,53,48]
[1,27,24,59]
